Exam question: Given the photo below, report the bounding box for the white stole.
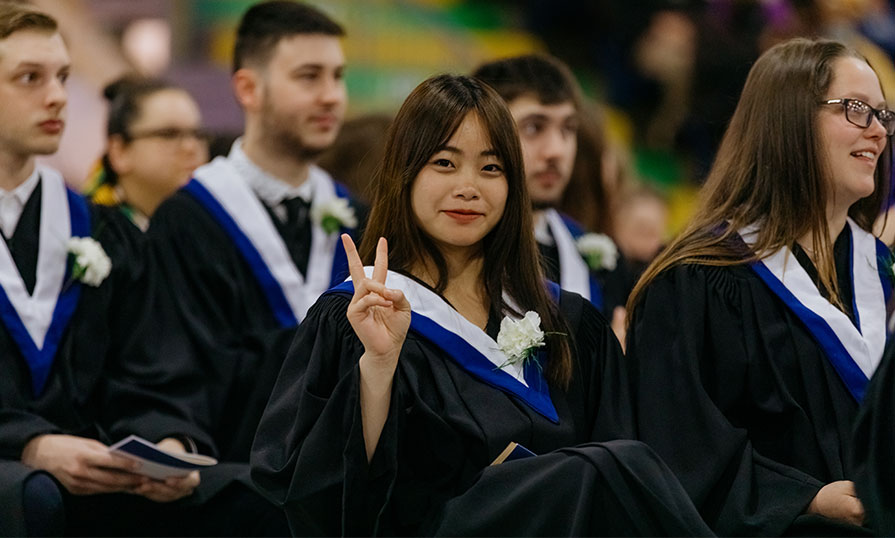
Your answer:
[360,268,529,386]
[543,208,591,300]
[741,219,886,379]
[191,157,341,320]
[0,166,69,348]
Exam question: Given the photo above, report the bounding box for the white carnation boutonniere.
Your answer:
[66,237,111,287]
[311,198,358,235]
[497,311,547,369]
[576,233,618,271]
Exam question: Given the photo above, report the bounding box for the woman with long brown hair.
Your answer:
[626,37,895,535]
[250,74,710,536]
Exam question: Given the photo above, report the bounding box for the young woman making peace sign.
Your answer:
[250,74,709,536]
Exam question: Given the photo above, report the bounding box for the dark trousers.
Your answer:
[62,481,290,537]
[22,472,65,536]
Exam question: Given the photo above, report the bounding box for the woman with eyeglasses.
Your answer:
[86,76,208,231]
[625,37,895,536]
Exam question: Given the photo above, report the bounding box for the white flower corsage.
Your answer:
[311,198,358,234]
[497,311,546,368]
[66,237,111,287]
[576,233,618,271]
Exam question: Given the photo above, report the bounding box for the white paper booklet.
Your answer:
[108,435,217,480]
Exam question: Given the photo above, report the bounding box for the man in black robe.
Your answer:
[0,6,283,536]
[148,1,365,464]
[473,55,634,329]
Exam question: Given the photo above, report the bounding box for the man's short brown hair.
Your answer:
[472,54,581,108]
[233,1,344,73]
[0,2,58,40]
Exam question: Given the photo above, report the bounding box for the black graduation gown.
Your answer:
[853,337,895,535]
[627,236,879,536]
[0,198,214,535]
[251,288,713,536]
[148,190,366,463]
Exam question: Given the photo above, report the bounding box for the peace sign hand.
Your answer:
[342,234,411,365]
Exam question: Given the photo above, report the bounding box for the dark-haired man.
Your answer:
[149,1,364,463]
[473,55,631,326]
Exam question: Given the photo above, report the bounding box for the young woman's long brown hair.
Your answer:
[360,74,573,386]
[628,38,892,318]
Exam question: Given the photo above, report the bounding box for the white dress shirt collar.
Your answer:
[228,138,314,208]
[533,211,555,246]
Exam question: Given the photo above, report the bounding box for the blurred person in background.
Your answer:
[473,54,632,341]
[858,0,895,58]
[85,76,208,231]
[148,0,365,466]
[317,113,392,205]
[613,184,669,279]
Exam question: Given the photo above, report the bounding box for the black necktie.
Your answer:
[5,181,41,295]
[281,197,312,277]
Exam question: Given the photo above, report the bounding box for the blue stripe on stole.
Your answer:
[559,214,584,238]
[588,278,604,312]
[559,213,604,311]
[749,261,868,402]
[877,240,893,308]
[546,280,560,302]
[0,189,87,396]
[182,179,298,328]
[325,281,560,422]
[329,237,349,287]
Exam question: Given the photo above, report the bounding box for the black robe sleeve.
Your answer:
[0,411,59,461]
[250,293,374,536]
[853,340,895,534]
[0,205,213,458]
[148,193,296,461]
[627,264,824,535]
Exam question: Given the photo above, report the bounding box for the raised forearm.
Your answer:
[358,352,398,462]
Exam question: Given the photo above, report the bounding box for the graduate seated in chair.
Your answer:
[147,0,366,464]
[473,54,633,332]
[86,75,209,231]
[626,37,895,536]
[0,4,285,536]
[250,73,712,537]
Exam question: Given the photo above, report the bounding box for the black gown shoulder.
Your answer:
[628,261,866,536]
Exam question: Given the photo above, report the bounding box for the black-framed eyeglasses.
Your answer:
[820,98,895,136]
[127,127,211,143]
